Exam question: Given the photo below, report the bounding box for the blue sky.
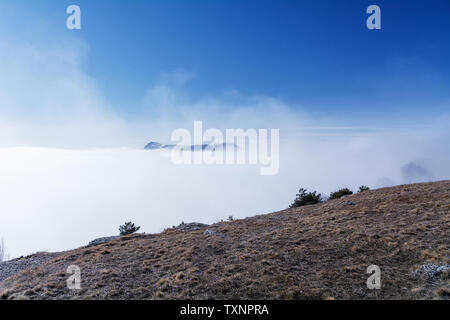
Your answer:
[1,0,450,126]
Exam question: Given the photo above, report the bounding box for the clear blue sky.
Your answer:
[1,0,450,126]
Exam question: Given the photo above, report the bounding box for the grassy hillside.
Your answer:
[1,181,449,300]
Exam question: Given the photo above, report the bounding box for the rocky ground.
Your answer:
[0,181,449,300]
[0,252,63,283]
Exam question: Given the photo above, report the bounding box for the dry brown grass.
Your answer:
[0,180,449,300]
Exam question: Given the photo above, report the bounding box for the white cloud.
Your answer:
[161,69,196,87]
[1,122,449,258]
[0,35,135,148]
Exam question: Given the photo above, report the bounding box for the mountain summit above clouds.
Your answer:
[144,141,237,151]
[144,141,176,150]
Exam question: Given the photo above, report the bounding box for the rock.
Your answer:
[174,222,209,232]
[353,287,366,297]
[412,264,450,280]
[0,252,62,282]
[204,229,217,235]
[344,201,355,205]
[88,236,119,246]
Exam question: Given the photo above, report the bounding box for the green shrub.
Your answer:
[119,221,141,236]
[358,185,370,193]
[329,188,353,200]
[290,188,322,208]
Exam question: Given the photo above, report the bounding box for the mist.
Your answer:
[1,121,450,258]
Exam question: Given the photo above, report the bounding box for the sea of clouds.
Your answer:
[0,22,449,258]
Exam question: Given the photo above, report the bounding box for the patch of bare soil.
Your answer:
[0,181,449,300]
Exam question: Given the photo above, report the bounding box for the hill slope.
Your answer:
[1,181,449,300]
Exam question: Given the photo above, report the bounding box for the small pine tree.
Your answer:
[329,188,353,200]
[358,185,370,193]
[290,188,322,208]
[119,221,141,236]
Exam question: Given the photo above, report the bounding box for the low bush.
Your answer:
[329,188,353,200]
[290,188,322,208]
[358,185,370,193]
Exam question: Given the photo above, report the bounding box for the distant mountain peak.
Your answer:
[144,141,175,150]
[144,141,162,150]
[144,141,237,151]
